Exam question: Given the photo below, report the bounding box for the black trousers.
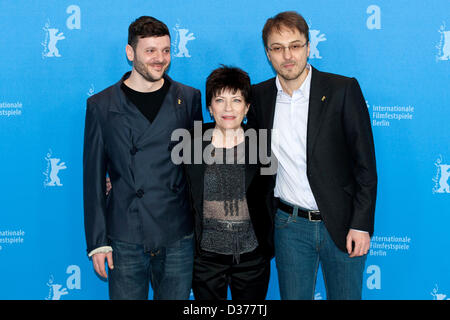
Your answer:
[192,247,271,300]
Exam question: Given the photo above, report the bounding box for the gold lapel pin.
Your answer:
[178,98,182,105]
[321,96,326,102]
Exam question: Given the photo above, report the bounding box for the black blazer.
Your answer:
[183,122,274,259]
[83,72,202,254]
[247,66,377,252]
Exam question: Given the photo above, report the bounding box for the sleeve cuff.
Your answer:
[88,246,113,257]
[350,228,369,234]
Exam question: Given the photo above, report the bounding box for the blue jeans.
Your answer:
[274,208,367,300]
[108,233,194,300]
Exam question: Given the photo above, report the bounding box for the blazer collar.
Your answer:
[108,72,176,113]
[265,66,330,161]
[264,78,278,131]
[106,72,186,146]
[108,71,132,113]
[275,63,312,100]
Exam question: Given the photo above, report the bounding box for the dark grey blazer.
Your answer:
[248,66,377,252]
[83,72,202,254]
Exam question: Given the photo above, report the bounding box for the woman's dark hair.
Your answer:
[206,65,251,106]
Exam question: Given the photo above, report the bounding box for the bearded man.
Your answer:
[83,16,202,300]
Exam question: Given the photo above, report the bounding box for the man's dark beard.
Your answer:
[133,59,167,82]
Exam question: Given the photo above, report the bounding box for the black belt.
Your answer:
[277,199,322,221]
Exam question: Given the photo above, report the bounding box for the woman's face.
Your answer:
[209,88,249,131]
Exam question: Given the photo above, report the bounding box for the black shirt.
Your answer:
[121,79,171,123]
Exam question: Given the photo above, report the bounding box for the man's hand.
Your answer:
[92,252,114,278]
[346,229,370,258]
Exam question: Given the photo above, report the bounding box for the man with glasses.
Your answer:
[247,11,377,300]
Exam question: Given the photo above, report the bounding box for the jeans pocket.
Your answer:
[274,210,292,229]
[168,232,194,249]
[183,232,194,240]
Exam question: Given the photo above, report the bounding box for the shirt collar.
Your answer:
[275,63,312,99]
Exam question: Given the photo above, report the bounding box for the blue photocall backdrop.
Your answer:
[0,0,449,300]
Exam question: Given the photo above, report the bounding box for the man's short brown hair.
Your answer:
[262,11,309,48]
[128,16,170,50]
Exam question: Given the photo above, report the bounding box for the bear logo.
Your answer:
[309,29,326,59]
[47,158,67,186]
[44,151,67,187]
[172,23,195,58]
[437,23,450,61]
[42,21,65,58]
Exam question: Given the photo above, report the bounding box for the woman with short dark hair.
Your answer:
[183,65,274,300]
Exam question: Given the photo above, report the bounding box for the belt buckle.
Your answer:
[308,210,320,221]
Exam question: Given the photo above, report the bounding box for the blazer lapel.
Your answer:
[307,67,330,164]
[134,75,183,146]
[265,78,278,131]
[261,79,278,185]
[108,74,151,144]
[244,134,259,192]
[188,134,210,216]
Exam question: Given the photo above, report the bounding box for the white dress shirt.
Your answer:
[271,64,318,211]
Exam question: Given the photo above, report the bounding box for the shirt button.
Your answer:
[130,146,138,155]
[136,189,144,198]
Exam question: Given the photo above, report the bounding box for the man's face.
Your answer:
[127,35,171,82]
[266,27,310,82]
